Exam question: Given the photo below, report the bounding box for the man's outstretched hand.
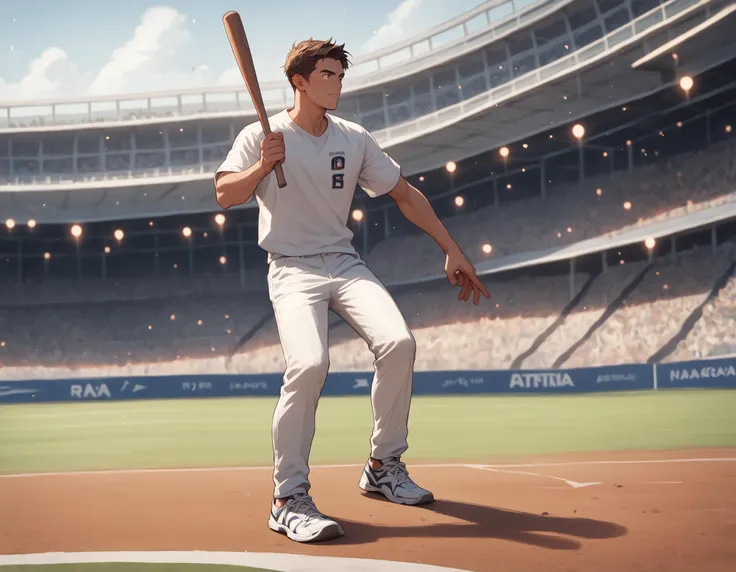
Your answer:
[444,247,491,305]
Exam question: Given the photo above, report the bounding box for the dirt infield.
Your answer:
[2,448,735,572]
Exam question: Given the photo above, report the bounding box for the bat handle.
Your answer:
[274,163,287,188]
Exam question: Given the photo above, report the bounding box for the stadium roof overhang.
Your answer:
[631,3,736,75]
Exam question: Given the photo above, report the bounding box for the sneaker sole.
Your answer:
[359,478,435,506]
[267,515,344,543]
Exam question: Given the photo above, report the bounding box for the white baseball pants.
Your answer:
[267,251,416,499]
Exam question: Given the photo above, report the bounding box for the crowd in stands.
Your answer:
[0,239,733,380]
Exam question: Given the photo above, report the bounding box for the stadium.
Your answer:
[1,0,735,570]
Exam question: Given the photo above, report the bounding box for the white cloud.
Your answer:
[359,0,425,54]
[0,6,222,101]
[0,46,91,100]
[87,6,195,95]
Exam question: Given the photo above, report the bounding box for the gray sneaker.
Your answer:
[267,493,344,542]
[359,457,435,505]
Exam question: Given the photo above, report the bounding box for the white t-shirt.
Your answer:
[215,108,402,262]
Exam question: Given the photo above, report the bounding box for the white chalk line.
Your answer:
[1,456,734,480]
[0,551,470,571]
[465,465,601,488]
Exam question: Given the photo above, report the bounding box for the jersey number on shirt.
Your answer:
[331,155,345,189]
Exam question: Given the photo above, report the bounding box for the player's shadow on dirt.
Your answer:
[330,494,627,549]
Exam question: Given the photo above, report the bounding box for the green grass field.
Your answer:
[1,389,734,475]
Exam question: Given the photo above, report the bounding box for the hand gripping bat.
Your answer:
[223,11,287,188]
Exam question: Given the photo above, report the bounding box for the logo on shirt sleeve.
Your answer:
[331,154,345,188]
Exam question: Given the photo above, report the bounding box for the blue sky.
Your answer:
[0,0,485,102]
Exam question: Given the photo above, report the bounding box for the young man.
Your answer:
[215,38,490,543]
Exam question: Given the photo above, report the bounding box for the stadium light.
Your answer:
[645,238,656,249]
[44,252,51,260]
[27,219,37,228]
[104,246,111,254]
[352,209,364,222]
[219,255,227,265]
[454,196,464,207]
[679,75,694,94]
[182,226,192,238]
[5,219,15,230]
[572,124,585,139]
[481,243,493,254]
[70,224,82,239]
[596,188,603,196]
[499,147,509,159]
[623,201,632,210]
[419,176,425,182]
[727,125,733,134]
[215,214,226,226]
[445,161,456,173]
[114,229,124,242]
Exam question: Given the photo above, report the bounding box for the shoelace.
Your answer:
[288,494,324,521]
[381,459,413,486]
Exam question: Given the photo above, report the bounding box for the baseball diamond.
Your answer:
[1,0,736,570]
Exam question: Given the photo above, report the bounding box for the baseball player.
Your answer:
[215,38,490,543]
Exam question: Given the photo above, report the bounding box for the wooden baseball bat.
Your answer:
[222,11,287,188]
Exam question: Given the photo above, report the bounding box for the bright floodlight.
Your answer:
[455,196,464,207]
[219,255,227,265]
[44,252,51,260]
[5,219,15,230]
[28,219,37,228]
[727,125,733,134]
[623,201,632,210]
[572,124,585,139]
[445,161,457,173]
[352,209,364,222]
[114,229,124,242]
[182,226,192,238]
[481,243,493,254]
[679,75,694,93]
[215,214,226,226]
[104,246,111,254]
[499,147,509,158]
[71,224,82,238]
[645,238,656,249]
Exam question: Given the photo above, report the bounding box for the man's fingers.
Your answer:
[460,278,472,301]
[468,273,491,298]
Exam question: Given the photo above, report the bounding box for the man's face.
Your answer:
[299,57,345,110]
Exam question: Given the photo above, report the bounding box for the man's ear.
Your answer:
[292,73,307,92]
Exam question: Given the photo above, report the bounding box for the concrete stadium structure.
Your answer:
[1,0,734,225]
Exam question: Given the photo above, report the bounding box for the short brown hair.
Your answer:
[283,38,351,90]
